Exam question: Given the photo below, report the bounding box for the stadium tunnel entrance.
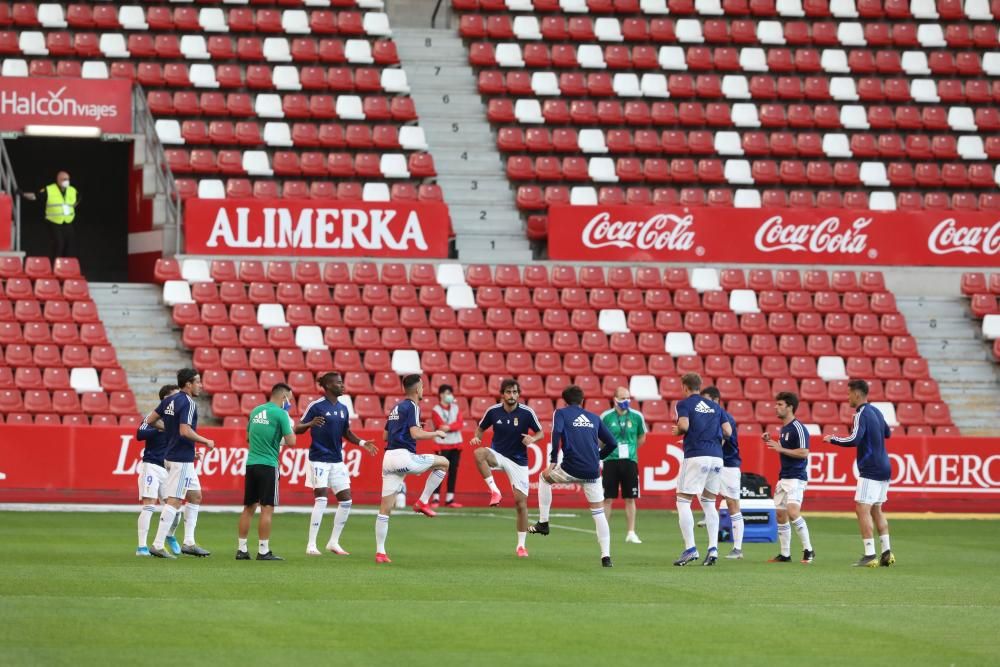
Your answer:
[9,136,131,283]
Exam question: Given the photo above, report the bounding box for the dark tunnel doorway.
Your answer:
[8,137,130,283]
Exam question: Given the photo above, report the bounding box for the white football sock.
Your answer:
[183,503,200,545]
[446,492,455,503]
[863,538,876,556]
[592,508,611,558]
[484,476,500,493]
[168,510,181,537]
[701,497,719,551]
[238,538,248,552]
[879,533,891,552]
[730,513,745,550]
[792,516,812,551]
[152,504,177,550]
[375,514,389,553]
[329,501,352,546]
[777,522,791,557]
[677,497,695,550]
[258,539,269,555]
[517,531,527,549]
[138,505,155,547]
[419,470,447,504]
[538,477,552,522]
[308,497,327,547]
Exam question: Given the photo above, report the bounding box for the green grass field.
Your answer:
[2,509,998,666]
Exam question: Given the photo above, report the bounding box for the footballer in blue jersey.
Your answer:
[135,384,179,556]
[700,386,746,560]
[671,373,733,567]
[375,374,450,563]
[469,378,544,557]
[530,385,617,568]
[141,368,215,559]
[294,372,379,556]
[823,379,896,568]
[763,392,815,564]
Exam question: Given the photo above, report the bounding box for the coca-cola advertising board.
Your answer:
[0,77,132,133]
[184,199,451,258]
[1,425,998,513]
[548,205,1000,266]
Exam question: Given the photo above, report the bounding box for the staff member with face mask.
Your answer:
[21,170,80,264]
[430,384,464,508]
[600,387,647,544]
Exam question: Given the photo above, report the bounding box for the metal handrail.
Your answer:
[0,139,21,251]
[132,85,182,254]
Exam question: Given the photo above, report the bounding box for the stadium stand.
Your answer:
[450,0,1000,242]
[961,271,1000,364]
[0,1,444,206]
[156,257,955,436]
[0,255,138,425]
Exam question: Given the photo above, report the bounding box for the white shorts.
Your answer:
[381,449,436,497]
[545,464,604,503]
[677,456,723,496]
[855,477,890,505]
[774,478,807,509]
[164,460,201,499]
[308,461,351,493]
[488,449,530,496]
[137,462,168,501]
[719,466,741,500]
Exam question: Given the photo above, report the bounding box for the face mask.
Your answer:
[59,180,70,188]
[616,399,630,411]
[442,394,454,405]
[282,399,292,412]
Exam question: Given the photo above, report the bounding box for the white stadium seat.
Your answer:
[255,94,284,118]
[189,63,219,88]
[20,31,49,56]
[0,59,27,76]
[263,122,293,147]
[344,39,374,64]
[295,326,326,351]
[613,73,641,97]
[666,332,696,356]
[119,7,149,30]
[724,159,753,184]
[273,66,302,91]
[399,126,429,151]
[181,259,211,283]
[868,192,896,210]
[595,18,624,41]
[947,107,977,132]
[532,72,560,96]
[578,44,607,68]
[982,315,1000,340]
[675,19,705,43]
[198,8,227,32]
[155,120,183,145]
[180,35,210,59]
[379,154,410,179]
[640,73,669,97]
[629,375,661,401]
[496,43,525,67]
[69,368,102,393]
[598,309,630,334]
[514,99,544,124]
[37,3,67,28]
[837,22,866,46]
[391,350,422,375]
[242,151,273,176]
[817,356,848,381]
[282,10,310,34]
[363,182,391,201]
[872,402,899,427]
[446,285,476,309]
[263,37,292,63]
[362,12,392,37]
[579,129,608,154]
[81,61,109,79]
[722,75,751,99]
[588,158,618,182]
[197,179,225,199]
[822,133,852,157]
[513,16,542,40]
[335,95,365,120]
[691,268,721,292]
[729,289,760,314]
[257,304,289,330]
[733,189,762,208]
[570,186,598,205]
[162,280,194,306]
[436,263,467,288]
[957,136,987,160]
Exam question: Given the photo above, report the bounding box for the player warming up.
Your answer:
[824,379,895,568]
[297,372,379,556]
[135,384,180,556]
[469,379,545,558]
[763,392,815,564]
[144,368,216,559]
[700,386,744,560]
[529,385,618,568]
[375,374,449,563]
[671,373,732,567]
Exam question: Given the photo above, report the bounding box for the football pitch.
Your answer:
[2,509,998,666]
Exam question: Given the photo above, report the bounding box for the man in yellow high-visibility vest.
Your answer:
[22,170,80,263]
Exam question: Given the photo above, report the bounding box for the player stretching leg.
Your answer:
[671,374,732,567]
[763,392,815,564]
[145,369,216,559]
[529,385,618,568]
[135,384,180,556]
[297,373,379,556]
[824,379,894,568]
[470,379,544,557]
[700,387,744,560]
[375,375,449,563]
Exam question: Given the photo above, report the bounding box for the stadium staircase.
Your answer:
[90,283,198,420]
[392,27,533,262]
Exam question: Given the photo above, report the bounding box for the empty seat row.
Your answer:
[173,178,443,202]
[156,119,426,149]
[146,90,416,121]
[0,277,90,301]
[461,12,1000,48]
[156,258,442,286]
[0,321,107,345]
[2,342,119,369]
[0,256,81,280]
[0,298,100,324]
[497,127,999,162]
[451,0,1000,22]
[479,69,1000,104]
[0,388,137,415]
[489,98,998,134]
[164,148,435,178]
[0,366,126,392]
